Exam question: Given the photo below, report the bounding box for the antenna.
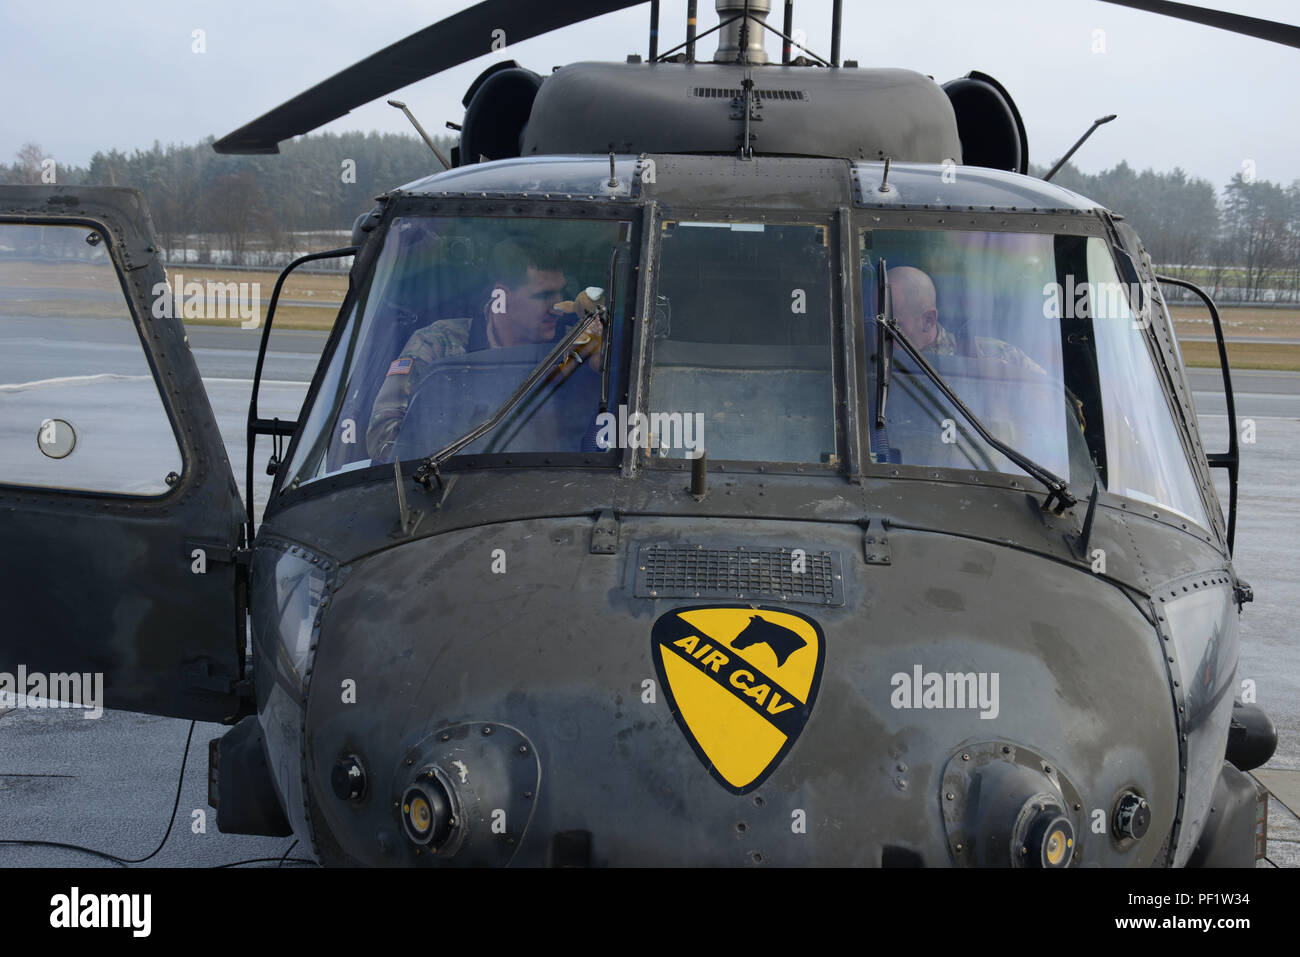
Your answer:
[687,0,698,61]
[649,0,660,60]
[831,0,842,67]
[1044,115,1117,182]
[387,100,452,169]
[782,0,794,63]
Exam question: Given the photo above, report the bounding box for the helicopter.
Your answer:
[0,0,1290,867]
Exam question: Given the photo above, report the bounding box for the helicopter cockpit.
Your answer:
[862,226,1208,529]
[282,154,1214,540]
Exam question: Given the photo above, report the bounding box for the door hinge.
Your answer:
[590,509,621,554]
[1234,578,1254,608]
[861,518,892,565]
[185,658,239,695]
[188,541,252,566]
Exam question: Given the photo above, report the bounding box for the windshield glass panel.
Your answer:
[862,228,1208,527]
[648,220,837,464]
[286,214,633,488]
[1085,239,1206,524]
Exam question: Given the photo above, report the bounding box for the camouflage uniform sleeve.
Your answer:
[366,319,472,458]
[973,336,1047,376]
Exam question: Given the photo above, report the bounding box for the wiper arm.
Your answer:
[875,258,894,429]
[413,288,609,490]
[875,314,1079,515]
[598,245,621,414]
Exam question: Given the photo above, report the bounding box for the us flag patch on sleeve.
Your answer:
[386,357,414,376]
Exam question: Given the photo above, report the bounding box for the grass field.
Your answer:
[164,268,1300,371]
[166,265,347,330]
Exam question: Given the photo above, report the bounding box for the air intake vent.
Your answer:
[634,544,843,606]
[690,87,808,102]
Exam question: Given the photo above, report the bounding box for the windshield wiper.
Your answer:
[413,281,613,491]
[598,245,621,415]
[873,259,1077,514]
[874,257,894,429]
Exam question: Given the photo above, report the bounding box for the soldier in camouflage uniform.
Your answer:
[890,265,1046,375]
[366,239,570,458]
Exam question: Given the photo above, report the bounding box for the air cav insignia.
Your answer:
[651,605,826,794]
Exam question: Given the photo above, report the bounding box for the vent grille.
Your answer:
[690,87,808,102]
[634,544,843,606]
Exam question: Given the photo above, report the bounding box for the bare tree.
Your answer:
[1223,173,1289,301]
[14,142,46,185]
[204,170,264,266]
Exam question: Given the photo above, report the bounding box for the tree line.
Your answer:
[1033,160,1300,302]
[3,135,1298,300]
[2,133,453,266]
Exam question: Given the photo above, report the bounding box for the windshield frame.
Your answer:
[637,206,853,476]
[264,194,1223,553]
[267,195,646,515]
[851,207,1222,547]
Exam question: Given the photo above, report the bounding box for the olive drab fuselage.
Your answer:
[247,155,1250,866]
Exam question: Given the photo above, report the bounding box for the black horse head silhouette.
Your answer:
[730,615,807,668]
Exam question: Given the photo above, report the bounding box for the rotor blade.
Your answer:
[214,0,646,154]
[1097,0,1300,49]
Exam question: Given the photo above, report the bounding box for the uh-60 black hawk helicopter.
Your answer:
[1,0,1290,867]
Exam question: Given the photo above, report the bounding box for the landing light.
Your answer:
[401,776,454,848]
[1023,808,1075,869]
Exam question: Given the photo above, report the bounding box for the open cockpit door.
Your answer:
[0,186,245,722]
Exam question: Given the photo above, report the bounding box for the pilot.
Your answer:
[889,265,1046,374]
[366,239,597,458]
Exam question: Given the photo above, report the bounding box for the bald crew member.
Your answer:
[888,265,1046,374]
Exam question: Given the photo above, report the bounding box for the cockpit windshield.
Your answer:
[285,213,634,489]
[282,204,1210,534]
[862,228,1209,528]
[646,220,837,464]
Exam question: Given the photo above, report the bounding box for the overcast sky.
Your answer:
[1,0,1296,190]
